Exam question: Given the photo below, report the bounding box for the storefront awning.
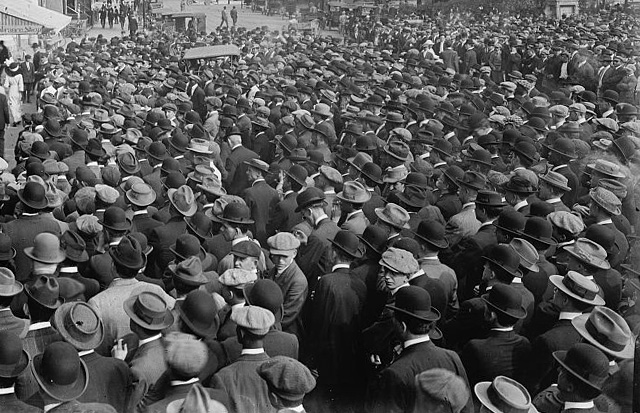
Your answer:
[0,0,71,33]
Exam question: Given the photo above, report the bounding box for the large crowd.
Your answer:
[0,4,637,413]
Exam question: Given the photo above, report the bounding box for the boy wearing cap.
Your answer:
[216,268,257,341]
[211,306,276,413]
[258,356,316,413]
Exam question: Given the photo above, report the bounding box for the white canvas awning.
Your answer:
[0,0,71,33]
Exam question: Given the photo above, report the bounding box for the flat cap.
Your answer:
[318,165,343,185]
[218,268,257,287]
[258,356,316,402]
[589,187,622,216]
[243,158,270,174]
[165,333,209,378]
[548,211,585,235]
[379,247,419,275]
[76,214,103,235]
[231,240,261,258]
[95,184,120,204]
[415,368,470,413]
[549,105,569,117]
[268,233,300,256]
[231,305,274,335]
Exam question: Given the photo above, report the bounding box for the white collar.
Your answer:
[408,269,425,281]
[332,263,350,272]
[404,335,430,348]
[284,405,305,412]
[512,277,523,284]
[491,326,514,332]
[547,197,563,204]
[133,210,149,216]
[514,200,528,211]
[44,403,63,412]
[78,350,95,357]
[314,213,329,226]
[0,386,15,395]
[479,220,495,229]
[462,202,475,209]
[171,377,199,386]
[596,219,613,225]
[29,321,51,331]
[252,178,266,186]
[432,161,447,168]
[21,212,39,217]
[602,108,614,117]
[174,155,184,160]
[345,209,363,220]
[564,401,595,410]
[231,236,251,246]
[241,348,265,355]
[59,267,78,273]
[138,333,162,347]
[230,143,243,151]
[559,312,582,321]
[551,164,567,171]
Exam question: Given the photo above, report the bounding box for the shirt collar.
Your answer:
[0,386,15,395]
[332,263,350,272]
[44,403,63,412]
[559,311,582,321]
[596,219,613,225]
[29,321,51,331]
[462,202,475,209]
[133,209,149,216]
[551,164,567,171]
[514,200,528,211]
[171,377,199,387]
[78,350,95,357]
[231,236,251,245]
[314,213,329,226]
[59,267,78,273]
[404,335,430,348]
[345,209,363,220]
[564,401,595,410]
[138,333,162,347]
[21,212,39,217]
[433,161,447,168]
[547,197,562,204]
[408,269,425,281]
[479,220,496,229]
[491,326,514,332]
[252,178,266,186]
[241,348,265,355]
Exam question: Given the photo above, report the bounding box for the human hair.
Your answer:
[397,313,435,335]
[27,298,56,322]
[114,262,139,279]
[565,370,601,400]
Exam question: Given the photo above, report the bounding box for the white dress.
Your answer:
[3,73,23,123]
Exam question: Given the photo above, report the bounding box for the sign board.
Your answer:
[151,3,163,9]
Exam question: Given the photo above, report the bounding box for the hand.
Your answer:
[370,354,382,366]
[572,205,589,217]
[111,339,128,360]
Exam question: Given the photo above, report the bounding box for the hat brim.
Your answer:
[520,231,557,247]
[328,238,365,259]
[17,188,48,210]
[185,218,213,241]
[0,348,29,378]
[32,351,88,402]
[552,350,604,391]
[169,245,206,262]
[396,192,428,209]
[572,314,634,359]
[51,305,104,351]
[564,245,611,270]
[549,275,606,306]
[0,278,22,297]
[386,303,441,322]
[482,295,527,319]
[24,247,66,264]
[295,197,325,212]
[539,177,571,192]
[126,191,156,207]
[196,184,226,198]
[483,256,522,278]
[412,231,449,250]
[336,192,371,205]
[374,207,410,229]
[109,246,146,270]
[457,179,485,191]
[589,194,621,216]
[123,294,174,330]
[474,382,536,413]
[177,301,218,339]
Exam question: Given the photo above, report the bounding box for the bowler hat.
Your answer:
[572,306,634,359]
[0,331,29,378]
[387,285,440,322]
[52,302,104,351]
[24,232,65,264]
[553,343,609,391]
[503,175,537,194]
[358,225,388,256]
[329,230,365,259]
[32,342,88,402]
[360,162,383,185]
[413,220,448,250]
[397,186,429,209]
[124,291,174,330]
[100,206,132,231]
[483,244,522,278]
[85,139,106,158]
[109,235,146,270]
[177,290,219,339]
[244,279,284,323]
[284,164,308,187]
[295,187,326,212]
[475,376,536,413]
[18,181,48,210]
[511,141,538,162]
[220,203,255,225]
[170,234,206,262]
[185,211,213,240]
[482,284,527,319]
[520,217,556,247]
[457,171,486,191]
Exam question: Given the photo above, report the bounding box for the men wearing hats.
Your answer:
[3,181,62,281]
[414,369,470,413]
[88,235,174,356]
[0,331,41,412]
[265,232,307,337]
[22,274,63,358]
[336,181,371,235]
[211,305,275,413]
[504,174,538,215]
[309,230,367,411]
[538,171,572,212]
[223,128,259,196]
[534,343,610,413]
[445,171,485,246]
[374,203,411,247]
[267,164,307,236]
[586,187,629,269]
[366,286,472,413]
[258,356,316,413]
[527,271,604,394]
[546,137,579,206]
[58,231,100,301]
[460,284,531,386]
[216,268,258,341]
[51,302,132,412]
[242,158,279,245]
[435,165,464,221]
[475,375,535,413]
[31,341,117,412]
[127,183,162,238]
[0,268,29,338]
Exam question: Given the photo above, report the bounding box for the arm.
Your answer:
[281,273,308,329]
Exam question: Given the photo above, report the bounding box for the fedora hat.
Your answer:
[197,175,226,198]
[284,164,308,187]
[244,158,270,174]
[457,171,486,191]
[146,141,169,161]
[0,331,29,378]
[84,138,106,158]
[549,271,605,306]
[275,134,297,153]
[375,203,410,230]
[52,302,104,351]
[384,141,410,162]
[329,230,365,259]
[483,244,522,278]
[220,202,255,225]
[589,187,621,216]
[358,225,388,256]
[295,187,326,212]
[166,383,227,413]
[124,291,174,330]
[361,162,383,185]
[431,139,453,158]
[311,103,332,118]
[100,206,132,232]
[337,181,371,204]
[413,220,449,250]
[494,209,526,235]
[475,190,507,207]
[553,343,609,391]
[60,231,89,263]
[547,137,577,159]
[347,152,373,171]
[383,165,409,183]
[169,256,208,287]
[32,342,88,402]
[0,268,22,297]
[126,183,156,207]
[170,234,206,262]
[572,306,633,359]
[503,175,537,194]
[25,276,63,309]
[18,181,48,210]
[24,233,65,264]
[482,283,527,319]
[539,171,571,192]
[387,285,440,322]
[475,376,536,413]
[520,217,557,247]
[509,238,539,272]
[117,152,140,175]
[186,138,214,154]
[28,141,52,160]
[187,165,217,184]
[169,185,198,217]
[109,235,146,270]
[177,290,219,339]
[185,211,213,240]
[91,108,110,123]
[564,238,610,270]
[397,187,429,209]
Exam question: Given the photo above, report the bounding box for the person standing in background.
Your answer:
[20,55,34,104]
[0,89,9,158]
[3,62,23,128]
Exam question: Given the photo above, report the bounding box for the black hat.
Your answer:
[177,290,220,339]
[521,217,557,247]
[386,285,440,322]
[483,244,522,278]
[329,230,364,259]
[18,181,48,210]
[413,220,449,249]
[109,235,146,270]
[482,283,527,319]
[295,187,325,212]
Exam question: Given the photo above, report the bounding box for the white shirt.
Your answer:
[170,377,199,386]
[564,401,595,410]
[558,312,582,321]
[514,200,528,211]
[0,386,15,395]
[331,263,350,272]
[59,267,78,274]
[404,335,431,349]
[29,321,51,331]
[491,326,514,332]
[241,348,265,355]
[138,333,162,347]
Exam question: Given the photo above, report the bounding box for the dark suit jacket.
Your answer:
[0,392,41,412]
[143,379,229,413]
[221,328,299,362]
[223,145,258,195]
[20,61,35,83]
[3,215,61,281]
[0,93,9,130]
[131,211,163,239]
[130,338,167,399]
[267,191,301,236]
[551,164,579,208]
[265,261,308,335]
[366,340,472,413]
[78,351,133,412]
[190,85,207,121]
[48,400,117,412]
[593,221,629,269]
[408,274,449,318]
[0,307,29,338]
[242,180,279,245]
[205,233,232,263]
[148,215,187,279]
[62,150,86,180]
[461,330,531,385]
[436,192,462,221]
[363,191,386,224]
